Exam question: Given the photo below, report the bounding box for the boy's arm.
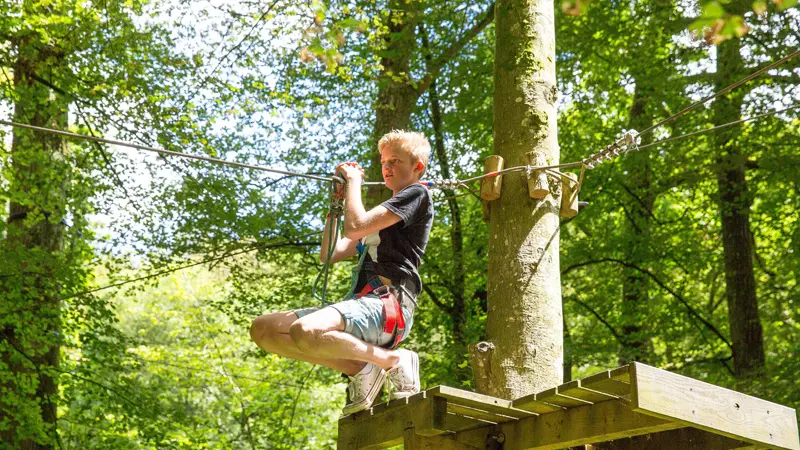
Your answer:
[319,214,359,264]
[340,167,402,241]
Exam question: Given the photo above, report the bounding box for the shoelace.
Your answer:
[387,368,412,389]
[348,377,361,402]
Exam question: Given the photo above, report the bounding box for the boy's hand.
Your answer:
[336,162,364,183]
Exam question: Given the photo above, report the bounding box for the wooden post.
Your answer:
[560,173,579,218]
[479,0,563,399]
[480,155,504,201]
[525,151,549,199]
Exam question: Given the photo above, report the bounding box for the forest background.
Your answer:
[1,0,799,448]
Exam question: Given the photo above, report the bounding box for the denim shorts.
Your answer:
[294,288,415,348]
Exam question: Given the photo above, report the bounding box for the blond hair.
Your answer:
[378,130,431,177]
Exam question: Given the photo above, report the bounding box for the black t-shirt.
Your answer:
[354,183,434,296]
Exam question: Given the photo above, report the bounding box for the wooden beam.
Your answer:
[580,367,632,397]
[557,379,620,403]
[535,386,595,408]
[511,392,564,414]
[429,385,537,419]
[431,396,495,435]
[403,427,484,450]
[630,362,800,450]
[338,392,430,449]
[500,399,682,449]
[587,427,758,449]
[447,403,514,423]
[338,392,491,449]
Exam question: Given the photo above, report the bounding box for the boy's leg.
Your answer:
[288,307,401,371]
[250,311,365,375]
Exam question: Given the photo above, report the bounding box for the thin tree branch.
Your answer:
[416,2,495,95]
[566,297,621,341]
[422,283,453,314]
[562,258,733,350]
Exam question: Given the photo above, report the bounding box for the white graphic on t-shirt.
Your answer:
[363,231,381,261]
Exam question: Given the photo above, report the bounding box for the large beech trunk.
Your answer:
[470,0,562,399]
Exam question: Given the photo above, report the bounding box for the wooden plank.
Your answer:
[512,393,565,414]
[581,370,632,397]
[558,380,620,403]
[630,362,800,450]
[588,427,759,449]
[535,386,594,408]
[429,385,536,419]
[447,403,517,424]
[609,365,630,383]
[338,391,432,449]
[367,396,411,416]
[338,389,498,448]
[404,427,485,450]
[431,396,496,435]
[499,399,683,449]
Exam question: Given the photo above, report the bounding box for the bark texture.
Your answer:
[1,10,69,448]
[366,0,421,206]
[713,23,765,378]
[618,81,655,365]
[472,0,562,399]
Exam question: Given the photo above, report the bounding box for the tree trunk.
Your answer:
[429,76,467,350]
[365,0,422,207]
[618,81,655,365]
[713,30,765,379]
[470,0,562,399]
[1,10,69,448]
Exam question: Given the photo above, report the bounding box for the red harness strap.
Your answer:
[356,282,405,349]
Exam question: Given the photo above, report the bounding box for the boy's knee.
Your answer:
[289,320,317,352]
[250,315,272,344]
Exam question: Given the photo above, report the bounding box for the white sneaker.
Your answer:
[386,349,420,400]
[342,364,386,415]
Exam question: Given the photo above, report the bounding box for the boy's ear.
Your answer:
[415,161,424,173]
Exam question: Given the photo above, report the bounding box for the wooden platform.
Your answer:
[338,362,800,449]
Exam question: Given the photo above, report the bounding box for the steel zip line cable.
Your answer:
[0,119,335,183]
[2,49,798,189]
[636,104,800,152]
[579,48,800,168]
[637,48,800,141]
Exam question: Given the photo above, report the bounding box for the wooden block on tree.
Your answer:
[480,155,504,200]
[630,362,800,450]
[560,172,579,218]
[525,151,550,199]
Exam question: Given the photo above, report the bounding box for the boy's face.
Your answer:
[380,144,423,193]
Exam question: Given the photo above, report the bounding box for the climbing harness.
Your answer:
[336,237,407,349]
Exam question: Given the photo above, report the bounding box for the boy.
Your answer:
[249,130,434,414]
